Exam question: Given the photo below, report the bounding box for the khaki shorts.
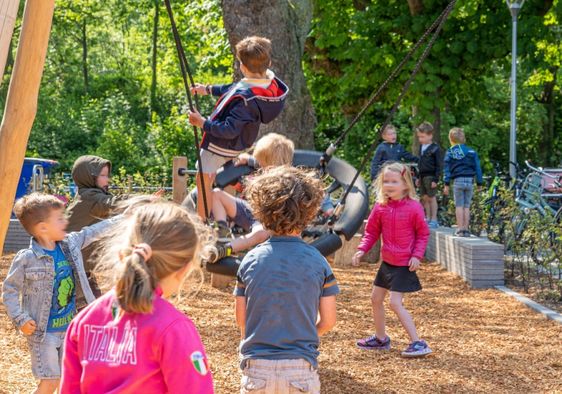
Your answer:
[197,149,232,174]
[241,359,320,394]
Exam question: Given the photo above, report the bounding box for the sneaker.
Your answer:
[356,335,391,351]
[454,229,464,236]
[428,221,439,229]
[215,220,232,242]
[462,230,471,237]
[202,242,232,264]
[401,340,432,358]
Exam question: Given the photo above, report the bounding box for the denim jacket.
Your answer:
[2,217,118,342]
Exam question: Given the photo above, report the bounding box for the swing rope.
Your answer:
[163,0,210,220]
[321,0,458,168]
[328,0,457,224]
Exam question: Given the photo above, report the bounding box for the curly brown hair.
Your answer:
[244,166,323,235]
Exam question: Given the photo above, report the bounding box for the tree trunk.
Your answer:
[150,0,159,113]
[407,0,423,16]
[81,19,89,92]
[221,0,316,148]
[0,0,21,83]
[0,0,55,254]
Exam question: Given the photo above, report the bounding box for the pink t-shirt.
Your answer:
[60,289,214,394]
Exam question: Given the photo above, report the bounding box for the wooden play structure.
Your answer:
[0,0,54,253]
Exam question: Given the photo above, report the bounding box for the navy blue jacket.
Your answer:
[201,76,288,157]
[443,144,483,185]
[418,143,442,182]
[370,142,418,181]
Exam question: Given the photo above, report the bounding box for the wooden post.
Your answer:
[172,156,188,204]
[0,0,55,254]
[0,0,20,82]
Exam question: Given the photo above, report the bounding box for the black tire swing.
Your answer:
[164,0,457,276]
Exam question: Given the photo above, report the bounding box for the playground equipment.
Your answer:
[200,149,369,277]
[15,157,59,200]
[0,0,55,253]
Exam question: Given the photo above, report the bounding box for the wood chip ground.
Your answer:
[1,255,561,393]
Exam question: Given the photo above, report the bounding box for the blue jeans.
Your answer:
[28,331,66,379]
[453,177,474,208]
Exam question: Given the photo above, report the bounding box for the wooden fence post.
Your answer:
[0,0,21,82]
[172,156,188,204]
[0,0,55,254]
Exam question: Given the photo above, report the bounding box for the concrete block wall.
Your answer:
[425,227,504,288]
[3,219,30,254]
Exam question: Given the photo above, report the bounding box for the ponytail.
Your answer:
[116,252,155,313]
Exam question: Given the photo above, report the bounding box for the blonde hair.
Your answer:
[382,124,396,135]
[449,127,465,144]
[236,36,271,74]
[13,193,65,235]
[97,201,207,314]
[253,133,294,168]
[374,162,418,204]
[245,166,323,235]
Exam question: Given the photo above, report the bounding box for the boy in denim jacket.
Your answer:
[2,193,117,393]
[187,36,289,221]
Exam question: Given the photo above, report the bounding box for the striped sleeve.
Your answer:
[321,265,340,297]
[233,273,246,297]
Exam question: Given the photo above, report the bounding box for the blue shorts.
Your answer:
[28,331,66,379]
[234,199,258,232]
[453,177,474,208]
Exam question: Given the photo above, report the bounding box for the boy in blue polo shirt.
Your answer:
[234,166,339,394]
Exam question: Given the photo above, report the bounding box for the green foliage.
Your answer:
[0,0,231,178]
[305,0,562,171]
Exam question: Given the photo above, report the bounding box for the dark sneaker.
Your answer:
[454,229,464,236]
[401,340,432,357]
[462,230,471,237]
[202,242,232,264]
[356,335,391,351]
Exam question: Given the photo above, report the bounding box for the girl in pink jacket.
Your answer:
[60,201,214,393]
[352,162,431,358]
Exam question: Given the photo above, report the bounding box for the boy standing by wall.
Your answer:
[2,194,116,394]
[234,166,339,394]
[370,124,418,182]
[188,36,289,221]
[416,121,442,228]
[443,128,483,237]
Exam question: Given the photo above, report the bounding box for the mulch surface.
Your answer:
[1,254,561,393]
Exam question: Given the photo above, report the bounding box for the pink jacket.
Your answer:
[60,289,214,394]
[357,198,429,266]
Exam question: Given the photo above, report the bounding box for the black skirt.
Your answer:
[373,261,422,293]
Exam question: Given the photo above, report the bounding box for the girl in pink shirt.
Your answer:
[352,162,431,358]
[60,201,214,393]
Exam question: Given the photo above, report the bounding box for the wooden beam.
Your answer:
[172,156,188,204]
[0,0,55,254]
[0,0,21,82]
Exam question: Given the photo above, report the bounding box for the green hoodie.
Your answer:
[66,155,127,232]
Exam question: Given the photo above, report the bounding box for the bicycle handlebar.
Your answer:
[525,160,562,187]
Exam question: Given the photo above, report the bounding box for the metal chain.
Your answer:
[163,0,209,220]
[335,0,457,210]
